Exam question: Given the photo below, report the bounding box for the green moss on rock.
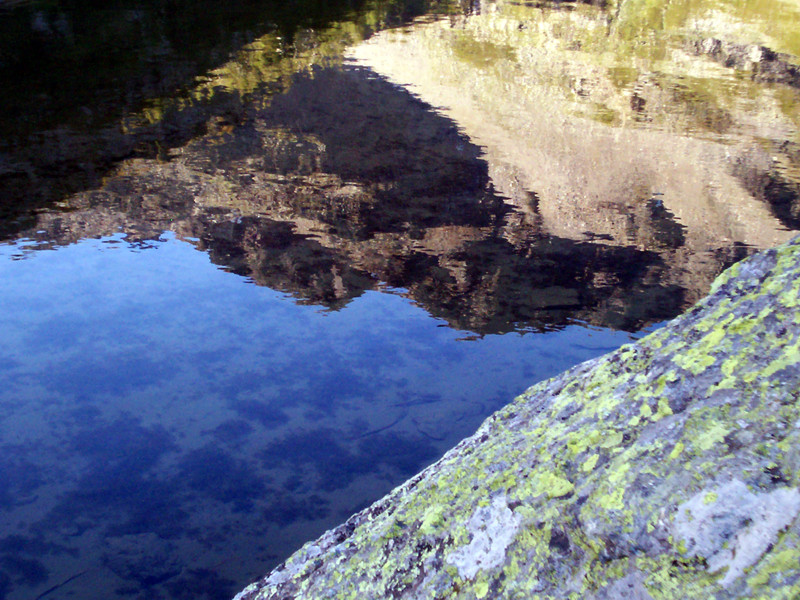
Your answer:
[235,235,800,599]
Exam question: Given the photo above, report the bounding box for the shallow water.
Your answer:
[1,0,799,599]
[0,232,652,599]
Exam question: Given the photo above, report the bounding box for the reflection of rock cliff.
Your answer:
[347,0,800,257]
[22,65,747,335]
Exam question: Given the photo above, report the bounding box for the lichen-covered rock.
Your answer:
[235,236,800,599]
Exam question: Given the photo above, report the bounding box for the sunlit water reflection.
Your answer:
[0,233,651,599]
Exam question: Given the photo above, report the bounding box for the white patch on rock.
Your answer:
[673,479,800,587]
[445,494,522,579]
[599,569,654,600]
[255,542,325,590]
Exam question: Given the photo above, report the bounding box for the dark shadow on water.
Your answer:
[229,399,288,429]
[262,427,440,492]
[207,419,255,447]
[163,568,236,600]
[0,453,43,511]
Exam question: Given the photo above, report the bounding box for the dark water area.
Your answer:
[1,0,799,599]
[0,0,456,233]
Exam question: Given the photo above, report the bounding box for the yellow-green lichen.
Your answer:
[419,505,446,535]
[240,238,800,600]
[582,453,600,473]
[747,544,800,588]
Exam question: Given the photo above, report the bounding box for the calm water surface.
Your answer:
[0,232,647,600]
[1,0,799,599]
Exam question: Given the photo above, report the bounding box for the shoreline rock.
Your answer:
[235,235,800,599]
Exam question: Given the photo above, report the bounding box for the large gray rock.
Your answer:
[235,236,800,599]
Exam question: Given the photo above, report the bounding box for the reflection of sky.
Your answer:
[0,232,652,600]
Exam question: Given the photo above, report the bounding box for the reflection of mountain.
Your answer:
[20,65,751,334]
[6,0,797,335]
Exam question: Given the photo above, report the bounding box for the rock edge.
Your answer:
[235,235,800,599]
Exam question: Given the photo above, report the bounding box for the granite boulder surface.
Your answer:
[235,235,800,599]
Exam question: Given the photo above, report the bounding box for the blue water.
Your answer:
[0,232,648,599]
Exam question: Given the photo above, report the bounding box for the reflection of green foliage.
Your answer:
[716,0,800,57]
[125,0,465,132]
[607,66,639,90]
[452,34,516,67]
[661,75,733,135]
[585,103,620,126]
[455,0,800,137]
[613,0,693,39]
[0,0,463,141]
[614,0,800,59]
[0,0,362,137]
[775,88,800,148]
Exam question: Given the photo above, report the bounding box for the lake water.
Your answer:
[0,0,798,599]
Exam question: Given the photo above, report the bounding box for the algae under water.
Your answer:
[0,0,798,598]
